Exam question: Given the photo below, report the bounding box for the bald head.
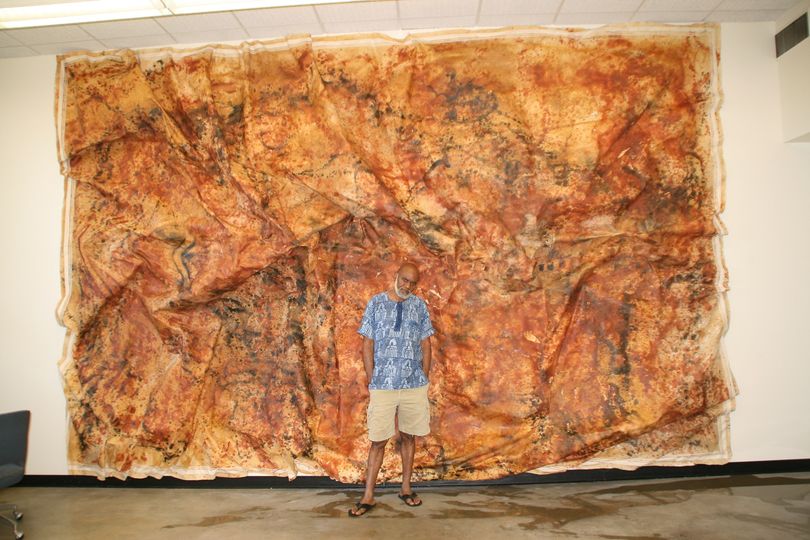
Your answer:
[398,262,420,279]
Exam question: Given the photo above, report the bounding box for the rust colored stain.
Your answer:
[55,26,734,482]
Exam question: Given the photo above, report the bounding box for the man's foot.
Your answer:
[398,491,422,507]
[348,501,376,517]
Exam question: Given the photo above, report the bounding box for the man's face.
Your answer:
[395,267,419,298]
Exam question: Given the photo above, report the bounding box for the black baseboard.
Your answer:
[16,459,810,489]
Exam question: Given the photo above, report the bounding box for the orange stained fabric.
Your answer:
[55,26,735,482]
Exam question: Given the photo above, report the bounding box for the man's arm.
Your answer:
[421,336,431,376]
[362,337,374,383]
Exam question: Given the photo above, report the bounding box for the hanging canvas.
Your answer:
[55,24,736,481]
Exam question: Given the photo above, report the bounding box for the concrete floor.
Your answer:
[1,473,808,539]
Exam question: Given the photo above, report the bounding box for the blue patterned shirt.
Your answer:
[358,292,435,390]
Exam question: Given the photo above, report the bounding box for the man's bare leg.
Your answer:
[350,438,388,515]
[398,432,422,505]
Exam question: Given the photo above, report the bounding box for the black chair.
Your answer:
[0,411,30,540]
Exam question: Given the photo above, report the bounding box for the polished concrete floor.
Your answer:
[1,473,808,539]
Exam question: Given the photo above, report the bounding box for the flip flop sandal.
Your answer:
[398,492,422,507]
[348,502,376,517]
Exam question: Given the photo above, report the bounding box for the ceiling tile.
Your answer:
[81,19,168,39]
[101,35,177,49]
[0,46,35,58]
[632,10,709,22]
[400,15,478,28]
[171,28,249,45]
[639,0,722,11]
[480,0,562,15]
[234,6,319,28]
[559,0,642,13]
[706,9,786,21]
[31,40,104,55]
[316,1,397,22]
[156,12,241,33]
[555,11,635,23]
[6,25,91,45]
[716,0,798,9]
[399,0,479,19]
[478,12,558,25]
[245,23,324,39]
[322,19,401,34]
[0,30,22,47]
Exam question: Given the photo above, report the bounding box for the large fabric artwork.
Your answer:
[55,24,736,481]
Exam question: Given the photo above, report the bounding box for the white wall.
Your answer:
[0,22,808,475]
[721,23,810,460]
[0,54,68,474]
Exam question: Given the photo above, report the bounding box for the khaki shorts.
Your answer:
[367,385,430,441]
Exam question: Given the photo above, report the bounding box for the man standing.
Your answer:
[348,262,435,517]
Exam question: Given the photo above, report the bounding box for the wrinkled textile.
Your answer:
[55,24,736,482]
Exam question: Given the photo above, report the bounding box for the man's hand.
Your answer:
[362,337,374,383]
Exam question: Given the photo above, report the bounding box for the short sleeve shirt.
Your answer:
[358,292,435,390]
